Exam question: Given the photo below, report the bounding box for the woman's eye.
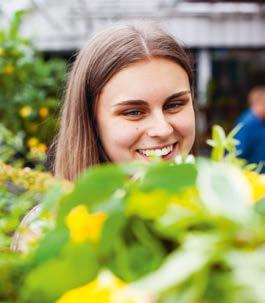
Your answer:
[164,101,183,110]
[123,110,143,117]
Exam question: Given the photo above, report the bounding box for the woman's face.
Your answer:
[96,57,195,163]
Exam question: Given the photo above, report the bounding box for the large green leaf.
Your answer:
[0,252,26,301]
[31,227,68,267]
[58,164,126,224]
[132,234,219,294]
[98,212,126,259]
[21,242,99,303]
[139,163,197,193]
[99,215,165,282]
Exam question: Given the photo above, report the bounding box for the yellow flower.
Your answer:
[243,171,265,202]
[39,107,49,119]
[56,271,124,303]
[27,137,39,148]
[0,48,4,56]
[0,160,72,193]
[19,105,32,118]
[126,187,200,220]
[126,190,169,219]
[37,143,47,153]
[3,65,14,74]
[56,271,151,303]
[169,186,201,211]
[66,205,107,243]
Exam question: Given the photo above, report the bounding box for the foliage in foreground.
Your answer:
[1,126,265,303]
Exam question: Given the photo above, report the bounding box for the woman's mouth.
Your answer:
[136,142,178,160]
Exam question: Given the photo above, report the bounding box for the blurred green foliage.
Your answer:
[0,123,46,170]
[0,159,70,302]
[0,10,67,167]
[0,159,70,251]
[0,126,265,302]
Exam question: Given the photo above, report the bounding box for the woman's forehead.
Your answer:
[99,57,190,105]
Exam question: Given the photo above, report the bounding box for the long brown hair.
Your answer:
[54,22,195,181]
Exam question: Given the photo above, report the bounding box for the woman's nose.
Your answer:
[146,112,174,138]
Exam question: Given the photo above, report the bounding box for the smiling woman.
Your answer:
[54,22,196,181]
[97,58,195,163]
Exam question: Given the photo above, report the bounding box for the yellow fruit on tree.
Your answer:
[37,143,47,153]
[27,137,39,148]
[39,107,49,119]
[19,106,32,118]
[3,65,14,74]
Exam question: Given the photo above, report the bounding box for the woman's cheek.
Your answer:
[112,125,142,149]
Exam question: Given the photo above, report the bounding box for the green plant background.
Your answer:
[0,10,67,169]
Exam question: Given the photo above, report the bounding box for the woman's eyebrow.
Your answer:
[112,100,148,107]
[164,90,191,102]
[112,90,191,108]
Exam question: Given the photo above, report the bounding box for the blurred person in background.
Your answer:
[234,85,265,173]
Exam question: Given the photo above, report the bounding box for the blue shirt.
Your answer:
[234,109,265,173]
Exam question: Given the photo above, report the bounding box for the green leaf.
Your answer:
[131,219,165,257]
[0,252,26,300]
[140,163,197,194]
[254,198,265,216]
[227,124,243,140]
[212,125,226,145]
[40,185,65,215]
[203,265,251,303]
[155,205,207,240]
[21,242,99,303]
[206,139,215,147]
[208,125,226,161]
[99,215,165,282]
[132,234,219,294]
[31,227,69,266]
[58,164,126,224]
[98,212,126,259]
[9,10,26,40]
[159,270,208,303]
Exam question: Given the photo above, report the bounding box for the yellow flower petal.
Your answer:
[243,171,265,203]
[66,205,106,243]
[56,271,151,303]
[56,271,124,303]
[169,186,201,211]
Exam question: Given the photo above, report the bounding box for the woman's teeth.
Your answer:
[139,144,174,157]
